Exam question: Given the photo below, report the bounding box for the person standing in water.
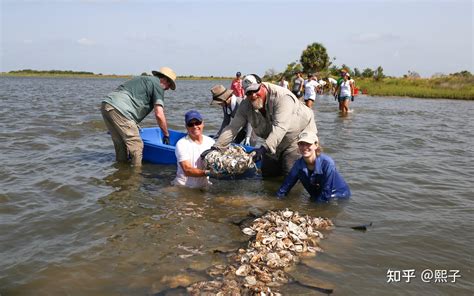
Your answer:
[101,67,177,167]
[334,71,354,113]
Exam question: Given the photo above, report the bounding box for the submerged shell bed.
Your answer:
[203,145,256,176]
[186,209,334,295]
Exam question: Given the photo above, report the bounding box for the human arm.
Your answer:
[214,102,249,149]
[178,160,210,177]
[154,104,169,139]
[276,162,300,198]
[244,122,253,146]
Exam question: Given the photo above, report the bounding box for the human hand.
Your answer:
[200,146,219,159]
[163,135,170,145]
[251,146,267,162]
[243,137,251,146]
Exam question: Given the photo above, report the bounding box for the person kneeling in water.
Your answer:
[276,132,351,202]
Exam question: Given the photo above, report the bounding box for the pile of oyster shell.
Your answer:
[203,145,256,176]
[186,209,334,295]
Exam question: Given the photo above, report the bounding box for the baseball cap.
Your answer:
[242,74,262,94]
[297,132,319,144]
[184,110,203,124]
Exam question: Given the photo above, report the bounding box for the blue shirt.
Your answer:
[276,154,351,202]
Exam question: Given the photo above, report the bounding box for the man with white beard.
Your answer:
[204,74,318,177]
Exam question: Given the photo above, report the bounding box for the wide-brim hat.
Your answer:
[152,66,177,90]
[210,84,233,105]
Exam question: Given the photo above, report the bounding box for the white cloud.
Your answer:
[352,33,400,43]
[77,38,95,46]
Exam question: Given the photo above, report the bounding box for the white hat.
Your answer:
[242,74,261,93]
[297,132,319,144]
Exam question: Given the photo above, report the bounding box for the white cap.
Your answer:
[242,74,261,93]
[297,132,319,144]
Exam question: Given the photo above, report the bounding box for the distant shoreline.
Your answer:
[0,72,232,80]
[1,72,472,100]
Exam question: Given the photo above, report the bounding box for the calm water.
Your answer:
[0,77,472,295]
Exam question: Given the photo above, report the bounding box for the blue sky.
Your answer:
[1,0,473,77]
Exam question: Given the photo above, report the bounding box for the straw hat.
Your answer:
[152,67,177,90]
[210,84,233,104]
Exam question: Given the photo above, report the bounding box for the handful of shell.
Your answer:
[203,144,256,176]
[185,209,334,295]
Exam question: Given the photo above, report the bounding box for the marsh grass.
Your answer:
[357,76,474,100]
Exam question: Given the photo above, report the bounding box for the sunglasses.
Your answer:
[245,87,261,96]
[186,120,202,127]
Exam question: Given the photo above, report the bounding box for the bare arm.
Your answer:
[154,104,169,137]
[179,160,209,177]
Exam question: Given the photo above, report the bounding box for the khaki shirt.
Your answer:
[215,83,318,155]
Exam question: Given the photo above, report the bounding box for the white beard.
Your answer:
[251,97,264,110]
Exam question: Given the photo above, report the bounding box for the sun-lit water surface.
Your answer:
[0,77,472,295]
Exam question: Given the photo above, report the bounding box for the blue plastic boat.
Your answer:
[140,127,257,165]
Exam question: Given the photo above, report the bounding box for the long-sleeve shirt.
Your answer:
[215,83,317,156]
[216,95,252,139]
[277,154,351,202]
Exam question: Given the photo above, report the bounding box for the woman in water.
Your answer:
[276,132,351,202]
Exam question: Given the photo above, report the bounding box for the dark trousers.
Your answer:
[261,146,301,177]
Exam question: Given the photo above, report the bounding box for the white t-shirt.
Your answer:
[304,80,319,100]
[328,77,337,85]
[173,135,215,188]
[279,80,289,89]
[339,80,352,97]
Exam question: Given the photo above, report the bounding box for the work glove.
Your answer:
[251,146,267,162]
[243,137,251,146]
[351,96,354,102]
[163,135,170,145]
[200,146,219,159]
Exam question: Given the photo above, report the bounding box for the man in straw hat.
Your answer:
[210,84,253,146]
[204,74,318,178]
[101,67,177,167]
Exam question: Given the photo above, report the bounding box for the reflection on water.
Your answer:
[0,77,472,295]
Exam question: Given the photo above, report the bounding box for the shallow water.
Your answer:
[0,77,472,295]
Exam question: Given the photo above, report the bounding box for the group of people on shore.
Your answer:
[101,67,351,202]
[278,70,356,113]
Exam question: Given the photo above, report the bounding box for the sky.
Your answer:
[1,0,473,77]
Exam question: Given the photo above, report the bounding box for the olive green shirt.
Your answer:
[215,83,318,155]
[102,76,165,123]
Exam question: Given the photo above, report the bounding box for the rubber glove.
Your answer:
[163,135,170,145]
[252,146,267,162]
[243,137,251,146]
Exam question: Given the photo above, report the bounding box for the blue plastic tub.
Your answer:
[140,127,258,166]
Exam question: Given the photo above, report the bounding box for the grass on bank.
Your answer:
[356,76,474,100]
